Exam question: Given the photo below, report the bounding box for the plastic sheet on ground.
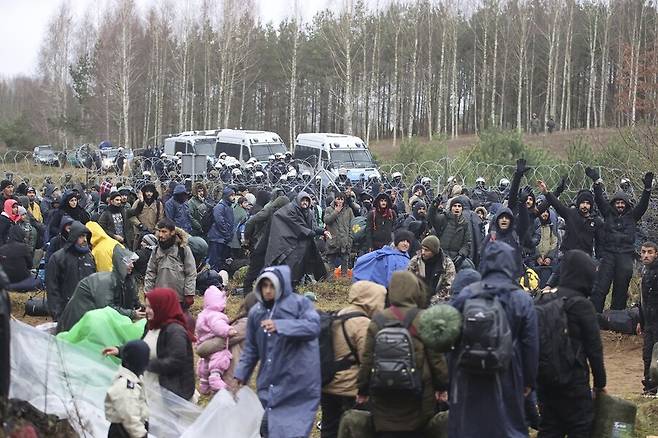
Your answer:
[10,319,201,438]
[181,387,264,438]
[56,307,146,359]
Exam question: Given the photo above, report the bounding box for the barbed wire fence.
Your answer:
[2,151,657,241]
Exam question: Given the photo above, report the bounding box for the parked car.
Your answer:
[33,145,60,167]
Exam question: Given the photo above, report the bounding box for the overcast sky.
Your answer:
[0,0,333,78]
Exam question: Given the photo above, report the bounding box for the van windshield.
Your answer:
[251,143,287,159]
[192,139,216,156]
[330,149,373,168]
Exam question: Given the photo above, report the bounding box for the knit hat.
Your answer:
[575,190,594,206]
[0,180,13,191]
[421,235,441,254]
[394,229,415,246]
[17,206,27,216]
[121,340,150,376]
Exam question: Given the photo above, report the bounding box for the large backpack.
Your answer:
[319,310,366,386]
[369,306,423,396]
[457,282,513,374]
[350,216,367,244]
[534,290,578,387]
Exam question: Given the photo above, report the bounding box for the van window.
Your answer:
[241,145,251,160]
[216,142,241,159]
[294,145,319,166]
[175,141,191,154]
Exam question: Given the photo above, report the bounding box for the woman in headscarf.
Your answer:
[48,191,91,239]
[0,199,19,244]
[104,288,195,400]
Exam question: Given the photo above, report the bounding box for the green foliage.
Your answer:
[460,129,555,166]
[566,137,594,164]
[390,136,449,166]
[0,115,33,149]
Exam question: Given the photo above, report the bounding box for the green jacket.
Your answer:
[428,206,472,258]
[324,201,354,254]
[357,271,448,432]
[56,246,138,333]
[187,196,208,236]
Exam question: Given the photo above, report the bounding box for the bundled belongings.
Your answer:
[598,307,641,335]
[591,393,636,438]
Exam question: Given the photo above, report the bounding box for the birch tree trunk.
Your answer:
[407,11,419,138]
[289,16,299,147]
[586,8,599,130]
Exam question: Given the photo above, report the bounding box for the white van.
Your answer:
[163,133,218,157]
[294,133,380,181]
[215,129,287,164]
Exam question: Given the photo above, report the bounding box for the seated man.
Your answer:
[353,230,413,288]
[408,235,456,306]
[0,227,42,292]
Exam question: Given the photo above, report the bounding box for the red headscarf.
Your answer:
[146,288,195,342]
[3,199,19,223]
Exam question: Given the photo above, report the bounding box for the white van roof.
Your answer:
[295,133,367,150]
[217,129,284,145]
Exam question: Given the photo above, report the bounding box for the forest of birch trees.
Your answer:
[1,0,658,150]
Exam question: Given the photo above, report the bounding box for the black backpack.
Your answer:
[201,203,215,234]
[534,290,579,387]
[369,306,423,396]
[319,310,366,386]
[457,282,513,374]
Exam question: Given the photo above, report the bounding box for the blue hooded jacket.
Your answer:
[208,187,235,243]
[164,184,192,233]
[352,245,410,288]
[449,241,539,438]
[234,266,321,438]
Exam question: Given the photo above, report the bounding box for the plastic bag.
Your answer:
[10,319,201,438]
[181,387,263,438]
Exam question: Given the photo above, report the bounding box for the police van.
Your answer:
[293,133,380,182]
[215,129,287,164]
[163,131,219,164]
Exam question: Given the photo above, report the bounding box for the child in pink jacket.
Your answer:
[195,285,236,393]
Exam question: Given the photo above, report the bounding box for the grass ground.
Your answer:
[7,275,658,437]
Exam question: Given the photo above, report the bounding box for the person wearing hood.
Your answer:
[46,221,96,321]
[188,182,210,236]
[242,195,290,294]
[528,208,560,288]
[535,249,606,437]
[16,206,39,257]
[321,281,386,438]
[98,191,132,249]
[208,187,236,272]
[324,192,355,277]
[234,266,321,438]
[194,285,236,393]
[104,339,150,438]
[130,183,164,248]
[401,199,429,234]
[0,226,42,291]
[449,241,538,438]
[164,184,193,233]
[87,221,123,272]
[25,187,43,223]
[56,247,141,333]
[230,196,252,256]
[450,268,482,299]
[366,193,397,251]
[429,195,474,270]
[408,183,430,211]
[46,215,74,262]
[250,190,272,216]
[40,183,58,226]
[408,235,456,306]
[134,233,157,280]
[0,199,19,245]
[359,192,374,217]
[103,288,196,401]
[356,271,449,436]
[47,191,91,240]
[587,168,654,312]
[265,192,328,285]
[481,207,524,278]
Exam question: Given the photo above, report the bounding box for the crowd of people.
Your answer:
[2,156,657,438]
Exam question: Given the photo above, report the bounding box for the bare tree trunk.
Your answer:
[407,11,419,138]
[490,8,499,126]
[598,4,612,128]
[437,23,447,134]
[544,4,560,126]
[289,15,299,147]
[451,13,458,138]
[480,6,489,130]
[393,24,400,147]
[515,4,529,133]
[586,8,599,130]
[426,3,433,140]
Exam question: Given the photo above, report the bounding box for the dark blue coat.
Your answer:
[234,266,321,438]
[164,185,192,233]
[208,188,235,244]
[449,241,539,438]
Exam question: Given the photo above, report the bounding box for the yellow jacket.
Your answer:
[27,201,43,223]
[104,366,148,438]
[87,221,123,272]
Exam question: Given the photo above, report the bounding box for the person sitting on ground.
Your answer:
[16,206,39,257]
[98,191,130,247]
[0,226,42,292]
[356,271,449,437]
[46,221,96,321]
[103,287,196,401]
[0,199,19,245]
[46,215,74,262]
[408,235,456,306]
[104,340,150,438]
[321,281,386,438]
[234,266,321,438]
[47,191,90,239]
[352,230,413,288]
[57,246,141,333]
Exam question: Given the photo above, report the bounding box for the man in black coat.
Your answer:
[45,221,96,321]
[638,241,658,394]
[587,168,653,312]
[537,249,607,437]
[0,227,41,291]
